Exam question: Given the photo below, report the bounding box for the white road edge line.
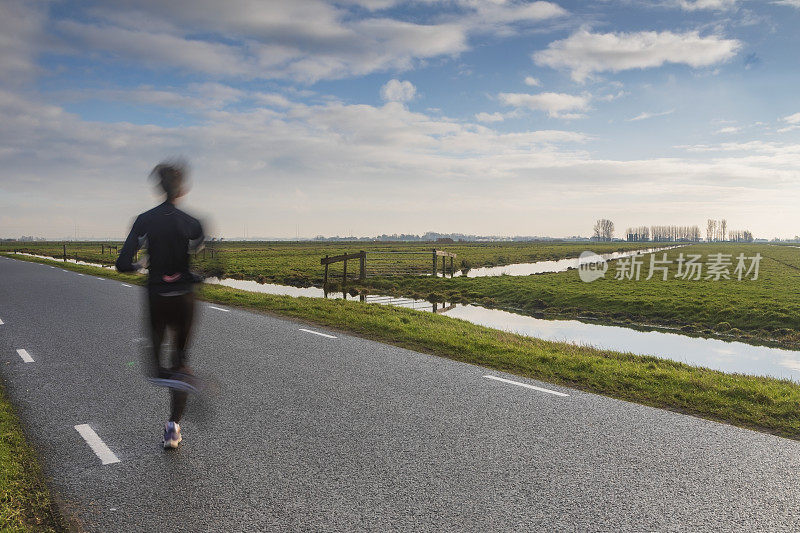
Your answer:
[299,328,337,339]
[16,349,34,363]
[77,273,84,276]
[0,318,4,325]
[208,305,230,312]
[121,283,132,287]
[483,375,569,397]
[74,424,120,465]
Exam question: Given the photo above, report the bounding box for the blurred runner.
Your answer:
[116,160,204,449]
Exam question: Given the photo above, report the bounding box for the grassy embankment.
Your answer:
[4,252,800,442]
[0,384,65,532]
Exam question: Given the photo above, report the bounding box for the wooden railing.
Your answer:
[433,250,456,278]
[321,249,457,285]
[321,251,367,285]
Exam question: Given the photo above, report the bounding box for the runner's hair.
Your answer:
[150,159,188,201]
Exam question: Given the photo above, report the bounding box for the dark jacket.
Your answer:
[116,202,204,294]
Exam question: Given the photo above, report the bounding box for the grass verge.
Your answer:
[4,252,800,442]
[0,383,65,532]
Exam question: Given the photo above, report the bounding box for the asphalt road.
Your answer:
[1,255,800,532]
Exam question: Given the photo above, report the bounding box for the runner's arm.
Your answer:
[188,218,205,253]
[116,215,145,272]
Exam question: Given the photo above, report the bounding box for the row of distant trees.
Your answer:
[706,219,727,242]
[631,225,702,242]
[706,219,754,243]
[728,230,754,242]
[626,225,702,242]
[595,219,754,242]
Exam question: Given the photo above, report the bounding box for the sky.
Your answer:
[1,0,800,240]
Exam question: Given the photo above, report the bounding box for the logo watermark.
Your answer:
[578,251,609,282]
[578,251,761,283]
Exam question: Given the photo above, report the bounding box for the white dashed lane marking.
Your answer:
[299,328,337,339]
[483,375,569,397]
[16,349,34,363]
[74,424,120,465]
[208,306,230,312]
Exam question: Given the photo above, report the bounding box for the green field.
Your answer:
[3,240,796,345]
[0,240,658,285]
[353,243,800,345]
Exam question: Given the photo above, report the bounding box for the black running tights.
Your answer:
[148,291,195,422]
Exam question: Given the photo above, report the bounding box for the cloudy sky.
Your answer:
[1,0,799,239]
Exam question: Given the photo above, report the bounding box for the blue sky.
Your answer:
[2,0,800,239]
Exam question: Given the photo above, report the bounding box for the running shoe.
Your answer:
[163,421,182,449]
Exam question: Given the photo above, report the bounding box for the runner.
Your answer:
[116,160,204,449]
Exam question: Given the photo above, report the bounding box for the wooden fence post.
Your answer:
[343,257,347,283]
[102,244,105,255]
[450,256,453,278]
[359,251,366,280]
[324,255,329,285]
[432,249,437,276]
[63,244,66,262]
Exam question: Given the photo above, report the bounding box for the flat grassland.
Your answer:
[3,241,796,343]
[357,243,800,345]
[0,241,657,285]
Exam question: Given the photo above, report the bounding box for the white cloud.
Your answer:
[772,0,800,7]
[381,79,416,102]
[51,1,565,83]
[55,3,470,83]
[628,109,675,121]
[499,92,590,118]
[524,76,541,86]
[466,1,567,26]
[677,0,737,10]
[598,90,627,102]
[533,30,741,82]
[253,92,292,108]
[4,88,800,239]
[0,0,46,83]
[475,112,506,123]
[784,112,800,124]
[0,87,597,237]
[57,20,254,77]
[716,126,741,134]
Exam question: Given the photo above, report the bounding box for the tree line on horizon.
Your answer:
[595,218,755,243]
[625,225,701,242]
